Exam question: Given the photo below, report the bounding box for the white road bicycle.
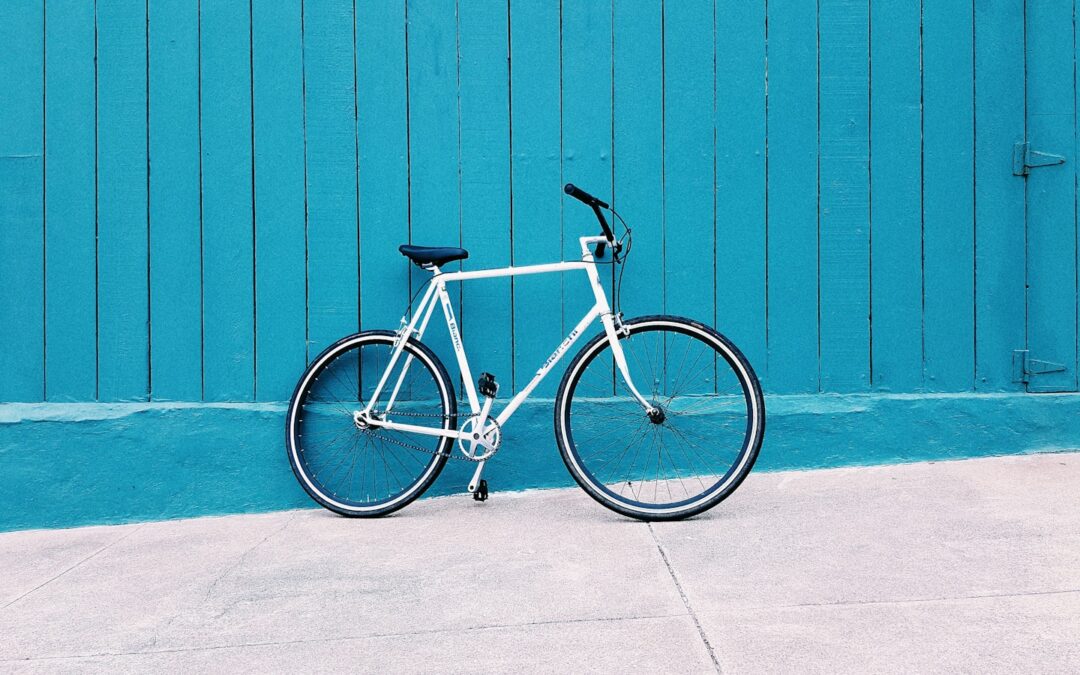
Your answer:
[286,184,765,521]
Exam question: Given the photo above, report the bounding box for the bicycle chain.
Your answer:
[361,408,501,462]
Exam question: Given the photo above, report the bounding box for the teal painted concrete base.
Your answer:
[2,393,1079,532]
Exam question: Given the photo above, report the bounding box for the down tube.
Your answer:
[495,305,602,425]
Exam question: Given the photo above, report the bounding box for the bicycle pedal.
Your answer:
[472,479,489,502]
[478,372,499,399]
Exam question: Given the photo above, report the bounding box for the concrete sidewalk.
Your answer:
[1,453,1078,674]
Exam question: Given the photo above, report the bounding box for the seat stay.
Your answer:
[381,282,445,414]
[360,281,439,416]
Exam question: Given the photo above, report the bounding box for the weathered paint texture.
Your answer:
[2,1,1079,529]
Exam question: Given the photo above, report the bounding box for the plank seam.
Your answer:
[506,0,516,391]
[249,0,258,400]
[300,0,310,366]
[145,0,152,401]
[711,0,718,351]
[868,0,874,389]
[764,0,770,379]
[661,0,666,315]
[609,0,617,320]
[455,0,464,398]
[970,0,977,392]
[403,0,413,307]
[42,1,48,402]
[197,0,206,400]
[559,0,565,337]
[919,0,927,389]
[351,0,361,338]
[94,0,101,401]
[815,0,822,393]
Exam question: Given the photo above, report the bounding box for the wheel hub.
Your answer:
[353,410,384,430]
[646,406,666,425]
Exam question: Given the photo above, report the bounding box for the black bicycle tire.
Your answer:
[285,330,457,518]
[553,315,765,521]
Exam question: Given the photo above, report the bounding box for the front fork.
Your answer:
[601,313,657,415]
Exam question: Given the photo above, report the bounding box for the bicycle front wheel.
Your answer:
[286,330,457,517]
[554,316,764,521]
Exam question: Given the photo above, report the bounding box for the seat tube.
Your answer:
[437,282,480,413]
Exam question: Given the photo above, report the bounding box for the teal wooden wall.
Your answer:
[0,0,1073,402]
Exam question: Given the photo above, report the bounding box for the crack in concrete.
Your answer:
[203,514,297,606]
[0,612,689,663]
[648,523,721,674]
[1,525,145,612]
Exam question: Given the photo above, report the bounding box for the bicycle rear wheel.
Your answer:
[554,316,764,521]
[286,331,457,517]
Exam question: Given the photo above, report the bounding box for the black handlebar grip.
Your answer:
[563,183,609,209]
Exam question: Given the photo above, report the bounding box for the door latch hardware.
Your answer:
[1012,142,1066,176]
[1012,349,1067,384]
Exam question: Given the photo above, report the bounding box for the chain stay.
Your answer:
[364,408,500,462]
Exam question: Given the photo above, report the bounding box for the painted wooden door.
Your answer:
[1023,1,1078,392]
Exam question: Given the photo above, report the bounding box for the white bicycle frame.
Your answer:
[355,235,655,493]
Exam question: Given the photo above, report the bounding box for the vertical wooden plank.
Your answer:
[715,0,767,374]
[0,0,44,402]
[509,1,563,394]
[1075,0,1080,393]
[148,0,202,401]
[44,0,96,401]
[201,1,254,401]
[562,0,613,338]
[818,0,870,391]
[613,0,663,316]
[303,0,359,357]
[357,1,410,333]
[869,0,922,391]
[973,0,1025,391]
[252,0,306,400]
[663,0,715,394]
[1025,0,1078,392]
[406,0,460,379]
[459,1,513,385]
[765,0,819,393]
[922,2,975,391]
[97,0,148,401]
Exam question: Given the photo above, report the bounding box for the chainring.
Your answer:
[456,414,501,461]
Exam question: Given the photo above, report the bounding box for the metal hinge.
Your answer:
[1012,142,1065,176]
[1012,349,1066,384]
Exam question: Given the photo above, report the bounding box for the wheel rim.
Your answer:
[289,336,452,512]
[561,321,760,514]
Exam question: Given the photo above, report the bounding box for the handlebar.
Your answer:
[563,183,608,209]
[563,183,617,258]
